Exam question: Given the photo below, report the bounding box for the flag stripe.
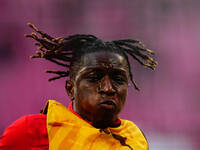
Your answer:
[57,125,81,150]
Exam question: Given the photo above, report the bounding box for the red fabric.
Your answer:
[0,114,48,150]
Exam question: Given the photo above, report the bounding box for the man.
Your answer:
[0,23,157,150]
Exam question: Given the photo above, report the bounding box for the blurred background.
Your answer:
[0,0,200,149]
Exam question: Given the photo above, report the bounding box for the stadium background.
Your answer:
[0,0,200,149]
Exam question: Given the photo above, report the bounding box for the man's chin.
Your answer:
[98,104,118,114]
[92,119,115,129]
[92,112,118,128]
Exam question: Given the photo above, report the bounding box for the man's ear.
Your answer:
[65,80,74,101]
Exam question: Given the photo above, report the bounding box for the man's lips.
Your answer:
[99,100,116,110]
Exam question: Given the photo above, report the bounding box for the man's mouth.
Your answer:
[99,100,116,110]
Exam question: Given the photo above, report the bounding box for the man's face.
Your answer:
[67,51,129,128]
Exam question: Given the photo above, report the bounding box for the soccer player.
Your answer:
[0,23,157,150]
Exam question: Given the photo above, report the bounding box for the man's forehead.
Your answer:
[81,51,128,68]
[73,51,129,81]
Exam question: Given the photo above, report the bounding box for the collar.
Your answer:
[67,102,121,127]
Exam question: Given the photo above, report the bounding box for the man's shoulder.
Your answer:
[2,114,47,134]
[7,114,47,134]
[119,119,149,149]
[120,118,139,128]
[0,114,48,149]
[120,119,147,136]
[24,114,47,135]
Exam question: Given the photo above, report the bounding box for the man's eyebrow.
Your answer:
[84,67,127,73]
[80,67,102,72]
[77,67,103,77]
[78,65,128,76]
[112,68,127,72]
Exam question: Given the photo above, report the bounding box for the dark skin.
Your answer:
[66,51,129,128]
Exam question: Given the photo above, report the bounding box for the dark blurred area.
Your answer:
[0,0,200,149]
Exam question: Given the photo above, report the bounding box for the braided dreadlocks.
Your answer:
[25,23,157,91]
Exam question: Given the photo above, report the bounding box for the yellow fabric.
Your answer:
[46,100,148,150]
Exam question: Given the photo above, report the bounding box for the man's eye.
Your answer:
[113,76,127,84]
[85,73,103,82]
[87,76,101,82]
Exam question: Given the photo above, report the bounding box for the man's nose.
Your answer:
[99,75,116,95]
